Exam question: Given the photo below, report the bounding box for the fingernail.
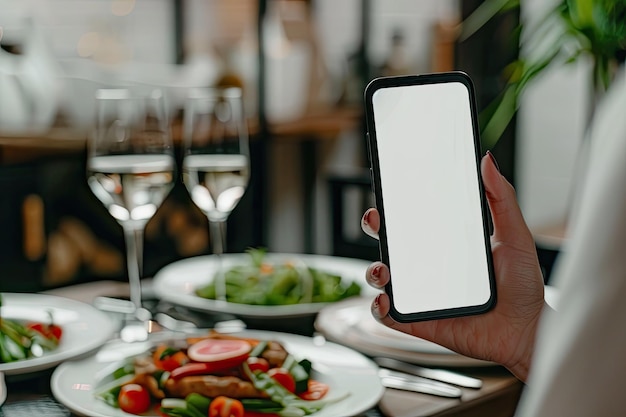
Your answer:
[371,264,381,278]
[362,210,370,226]
[487,151,500,172]
[371,294,382,318]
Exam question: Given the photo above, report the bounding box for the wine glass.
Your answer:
[87,88,176,340]
[182,87,250,302]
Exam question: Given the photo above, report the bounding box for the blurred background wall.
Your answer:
[0,0,175,62]
[0,0,585,289]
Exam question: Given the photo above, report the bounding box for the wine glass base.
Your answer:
[120,321,149,343]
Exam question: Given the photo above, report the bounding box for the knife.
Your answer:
[374,357,483,389]
[379,369,463,398]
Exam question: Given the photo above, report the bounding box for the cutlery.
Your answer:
[379,369,463,398]
[93,296,136,314]
[154,312,198,333]
[154,312,246,334]
[374,357,483,389]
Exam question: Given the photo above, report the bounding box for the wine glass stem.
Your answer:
[209,220,227,301]
[209,220,226,255]
[123,227,143,310]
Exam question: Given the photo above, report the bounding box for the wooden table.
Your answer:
[2,280,523,417]
[378,370,522,417]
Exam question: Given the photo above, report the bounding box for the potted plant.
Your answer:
[461,0,626,148]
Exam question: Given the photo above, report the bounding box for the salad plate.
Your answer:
[152,253,379,318]
[51,329,385,417]
[0,292,116,375]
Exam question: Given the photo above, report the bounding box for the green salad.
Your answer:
[195,249,362,305]
[0,294,62,363]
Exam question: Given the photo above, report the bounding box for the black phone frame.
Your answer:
[364,71,497,323]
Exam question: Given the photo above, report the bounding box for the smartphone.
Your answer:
[364,71,496,323]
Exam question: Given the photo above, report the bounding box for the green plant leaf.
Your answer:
[481,87,517,149]
[473,0,624,148]
[459,0,520,41]
[567,0,595,29]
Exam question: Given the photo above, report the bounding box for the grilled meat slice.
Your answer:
[130,373,165,399]
[164,375,268,399]
[261,341,288,368]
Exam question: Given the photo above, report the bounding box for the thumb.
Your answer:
[481,152,534,246]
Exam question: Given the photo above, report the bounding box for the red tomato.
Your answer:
[27,322,63,343]
[267,368,296,393]
[48,324,63,341]
[118,384,151,415]
[245,357,270,373]
[27,323,46,335]
[187,339,251,363]
[209,396,244,417]
[298,380,329,401]
[169,358,247,380]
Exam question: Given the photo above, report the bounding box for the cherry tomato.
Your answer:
[245,357,270,373]
[153,345,188,371]
[298,380,329,401]
[118,384,151,415]
[267,368,296,393]
[209,396,244,417]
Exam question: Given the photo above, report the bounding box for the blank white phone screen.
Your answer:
[372,81,491,314]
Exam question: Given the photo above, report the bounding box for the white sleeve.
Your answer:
[515,65,626,417]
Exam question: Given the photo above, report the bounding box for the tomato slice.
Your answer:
[187,339,251,363]
[169,359,244,379]
[118,383,151,415]
[298,380,329,401]
[209,396,244,417]
[267,368,296,393]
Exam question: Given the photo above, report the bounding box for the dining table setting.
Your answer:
[0,84,546,417]
[0,245,555,417]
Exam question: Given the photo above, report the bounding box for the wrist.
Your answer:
[504,301,550,382]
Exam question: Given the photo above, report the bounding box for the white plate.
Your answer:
[0,293,117,376]
[152,253,379,318]
[316,285,560,368]
[51,330,385,417]
[315,296,491,368]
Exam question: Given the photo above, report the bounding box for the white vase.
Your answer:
[0,18,60,135]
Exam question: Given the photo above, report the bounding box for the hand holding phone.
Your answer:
[364,71,496,323]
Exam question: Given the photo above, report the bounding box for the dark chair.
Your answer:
[327,169,379,261]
